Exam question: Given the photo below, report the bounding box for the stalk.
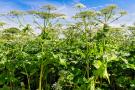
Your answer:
[27,77,30,90]
[43,19,46,33]
[23,63,31,90]
[83,17,90,79]
[86,63,90,78]
[10,71,13,90]
[21,43,31,90]
[39,43,44,90]
[17,16,23,27]
[39,64,44,90]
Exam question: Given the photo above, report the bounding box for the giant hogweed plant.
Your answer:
[0,3,134,90]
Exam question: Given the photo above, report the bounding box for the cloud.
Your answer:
[0,0,135,28]
[111,13,135,26]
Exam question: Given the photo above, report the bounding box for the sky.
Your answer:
[0,0,135,26]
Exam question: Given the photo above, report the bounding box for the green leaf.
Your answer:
[59,58,67,66]
[0,85,10,90]
[93,60,102,69]
[94,63,110,84]
[88,77,95,90]
[21,72,27,75]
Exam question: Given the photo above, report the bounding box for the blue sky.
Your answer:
[0,0,135,25]
[0,0,133,10]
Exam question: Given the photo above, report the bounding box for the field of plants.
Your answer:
[0,3,135,90]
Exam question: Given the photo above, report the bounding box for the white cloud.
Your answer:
[0,0,135,29]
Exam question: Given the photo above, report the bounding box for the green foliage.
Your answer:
[0,3,134,90]
[3,27,20,34]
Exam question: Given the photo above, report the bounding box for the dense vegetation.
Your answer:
[0,3,135,90]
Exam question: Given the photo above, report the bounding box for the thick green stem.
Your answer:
[86,63,90,78]
[27,77,30,90]
[39,64,44,90]
[17,16,23,27]
[43,19,46,31]
[23,63,31,90]
[83,17,90,79]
